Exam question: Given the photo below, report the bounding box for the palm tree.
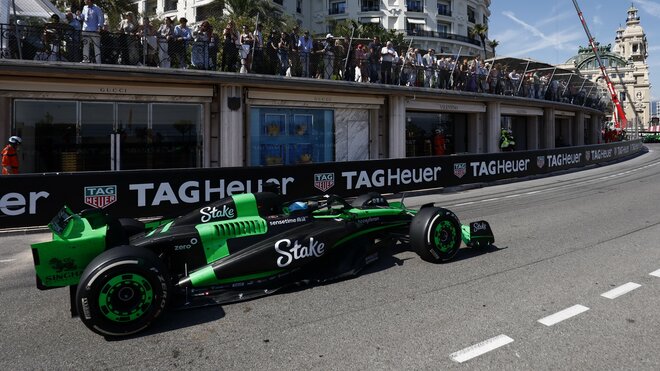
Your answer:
[470,23,489,59]
[488,39,499,58]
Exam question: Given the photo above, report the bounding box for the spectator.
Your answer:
[157,17,174,68]
[297,30,313,77]
[252,23,264,73]
[118,12,138,65]
[41,14,68,61]
[266,30,279,75]
[65,11,82,62]
[380,41,396,84]
[277,31,289,76]
[239,25,253,73]
[438,57,450,89]
[508,68,521,95]
[221,20,239,72]
[172,17,192,68]
[354,44,367,82]
[321,34,335,79]
[422,48,435,88]
[137,17,158,66]
[342,36,355,82]
[192,21,213,70]
[367,36,382,83]
[288,26,300,76]
[80,0,104,63]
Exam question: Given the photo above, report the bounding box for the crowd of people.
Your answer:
[1,3,605,110]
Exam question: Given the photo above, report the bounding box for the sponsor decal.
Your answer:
[472,222,489,233]
[588,148,613,161]
[469,159,530,177]
[0,191,49,216]
[585,150,591,161]
[269,216,308,226]
[129,177,295,207]
[545,153,582,168]
[342,166,442,190]
[81,298,92,319]
[174,238,198,251]
[49,257,77,272]
[84,185,117,209]
[357,217,380,224]
[314,173,335,192]
[536,156,545,169]
[200,204,236,223]
[274,237,326,267]
[453,163,467,178]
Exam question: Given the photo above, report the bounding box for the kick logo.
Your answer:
[537,156,545,168]
[453,163,467,178]
[314,172,335,192]
[84,185,117,209]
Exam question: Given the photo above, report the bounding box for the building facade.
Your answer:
[560,5,650,133]
[136,0,491,56]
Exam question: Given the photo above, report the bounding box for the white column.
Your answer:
[486,102,500,153]
[389,96,406,158]
[219,85,244,167]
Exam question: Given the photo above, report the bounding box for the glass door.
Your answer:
[80,102,114,171]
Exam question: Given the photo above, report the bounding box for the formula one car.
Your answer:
[31,191,494,337]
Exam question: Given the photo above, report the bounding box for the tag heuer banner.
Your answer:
[0,140,643,228]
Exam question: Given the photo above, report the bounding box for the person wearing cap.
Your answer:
[2,136,21,175]
[80,0,104,64]
[321,33,335,79]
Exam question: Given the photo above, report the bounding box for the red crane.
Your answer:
[572,0,627,130]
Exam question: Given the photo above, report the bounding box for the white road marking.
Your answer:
[650,269,660,278]
[0,259,16,263]
[538,305,590,326]
[601,282,641,299]
[449,334,514,363]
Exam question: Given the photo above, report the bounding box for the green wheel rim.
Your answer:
[433,220,457,253]
[98,273,154,323]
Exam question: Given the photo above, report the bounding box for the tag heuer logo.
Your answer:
[314,173,335,192]
[585,151,591,161]
[453,163,466,178]
[537,156,545,168]
[84,185,117,209]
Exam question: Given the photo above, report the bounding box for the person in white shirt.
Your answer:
[380,41,395,84]
[80,0,104,63]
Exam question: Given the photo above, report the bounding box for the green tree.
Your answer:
[488,39,499,58]
[470,23,489,59]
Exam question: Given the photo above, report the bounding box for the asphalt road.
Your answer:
[2,144,660,370]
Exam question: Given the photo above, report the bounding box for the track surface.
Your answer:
[2,145,660,370]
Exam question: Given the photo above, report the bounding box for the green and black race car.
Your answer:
[31,191,494,337]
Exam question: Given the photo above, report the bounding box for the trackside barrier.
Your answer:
[0,140,643,228]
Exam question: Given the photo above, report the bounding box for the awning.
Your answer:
[1,0,63,23]
[407,18,426,25]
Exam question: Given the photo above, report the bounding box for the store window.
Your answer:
[249,107,334,166]
[13,100,202,173]
[405,112,464,157]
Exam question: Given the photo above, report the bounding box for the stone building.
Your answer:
[559,5,650,133]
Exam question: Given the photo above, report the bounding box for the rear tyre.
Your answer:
[76,245,169,337]
[410,207,462,263]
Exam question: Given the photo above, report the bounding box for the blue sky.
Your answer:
[489,0,660,101]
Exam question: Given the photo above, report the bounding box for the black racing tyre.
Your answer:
[409,207,462,263]
[75,245,169,337]
[352,192,389,208]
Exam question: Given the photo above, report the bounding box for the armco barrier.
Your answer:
[0,140,643,228]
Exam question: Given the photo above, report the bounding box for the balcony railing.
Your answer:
[404,29,481,46]
[329,5,347,15]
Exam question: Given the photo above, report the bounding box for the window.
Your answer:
[273,0,283,5]
[620,92,626,102]
[330,1,347,15]
[249,107,334,166]
[164,0,177,12]
[467,6,475,23]
[362,0,380,12]
[437,1,450,16]
[407,0,423,12]
[297,0,302,13]
[437,23,449,34]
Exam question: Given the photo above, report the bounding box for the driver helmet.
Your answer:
[288,201,308,212]
[8,136,22,144]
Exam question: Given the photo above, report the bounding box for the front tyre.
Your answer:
[76,245,169,337]
[410,207,462,263]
